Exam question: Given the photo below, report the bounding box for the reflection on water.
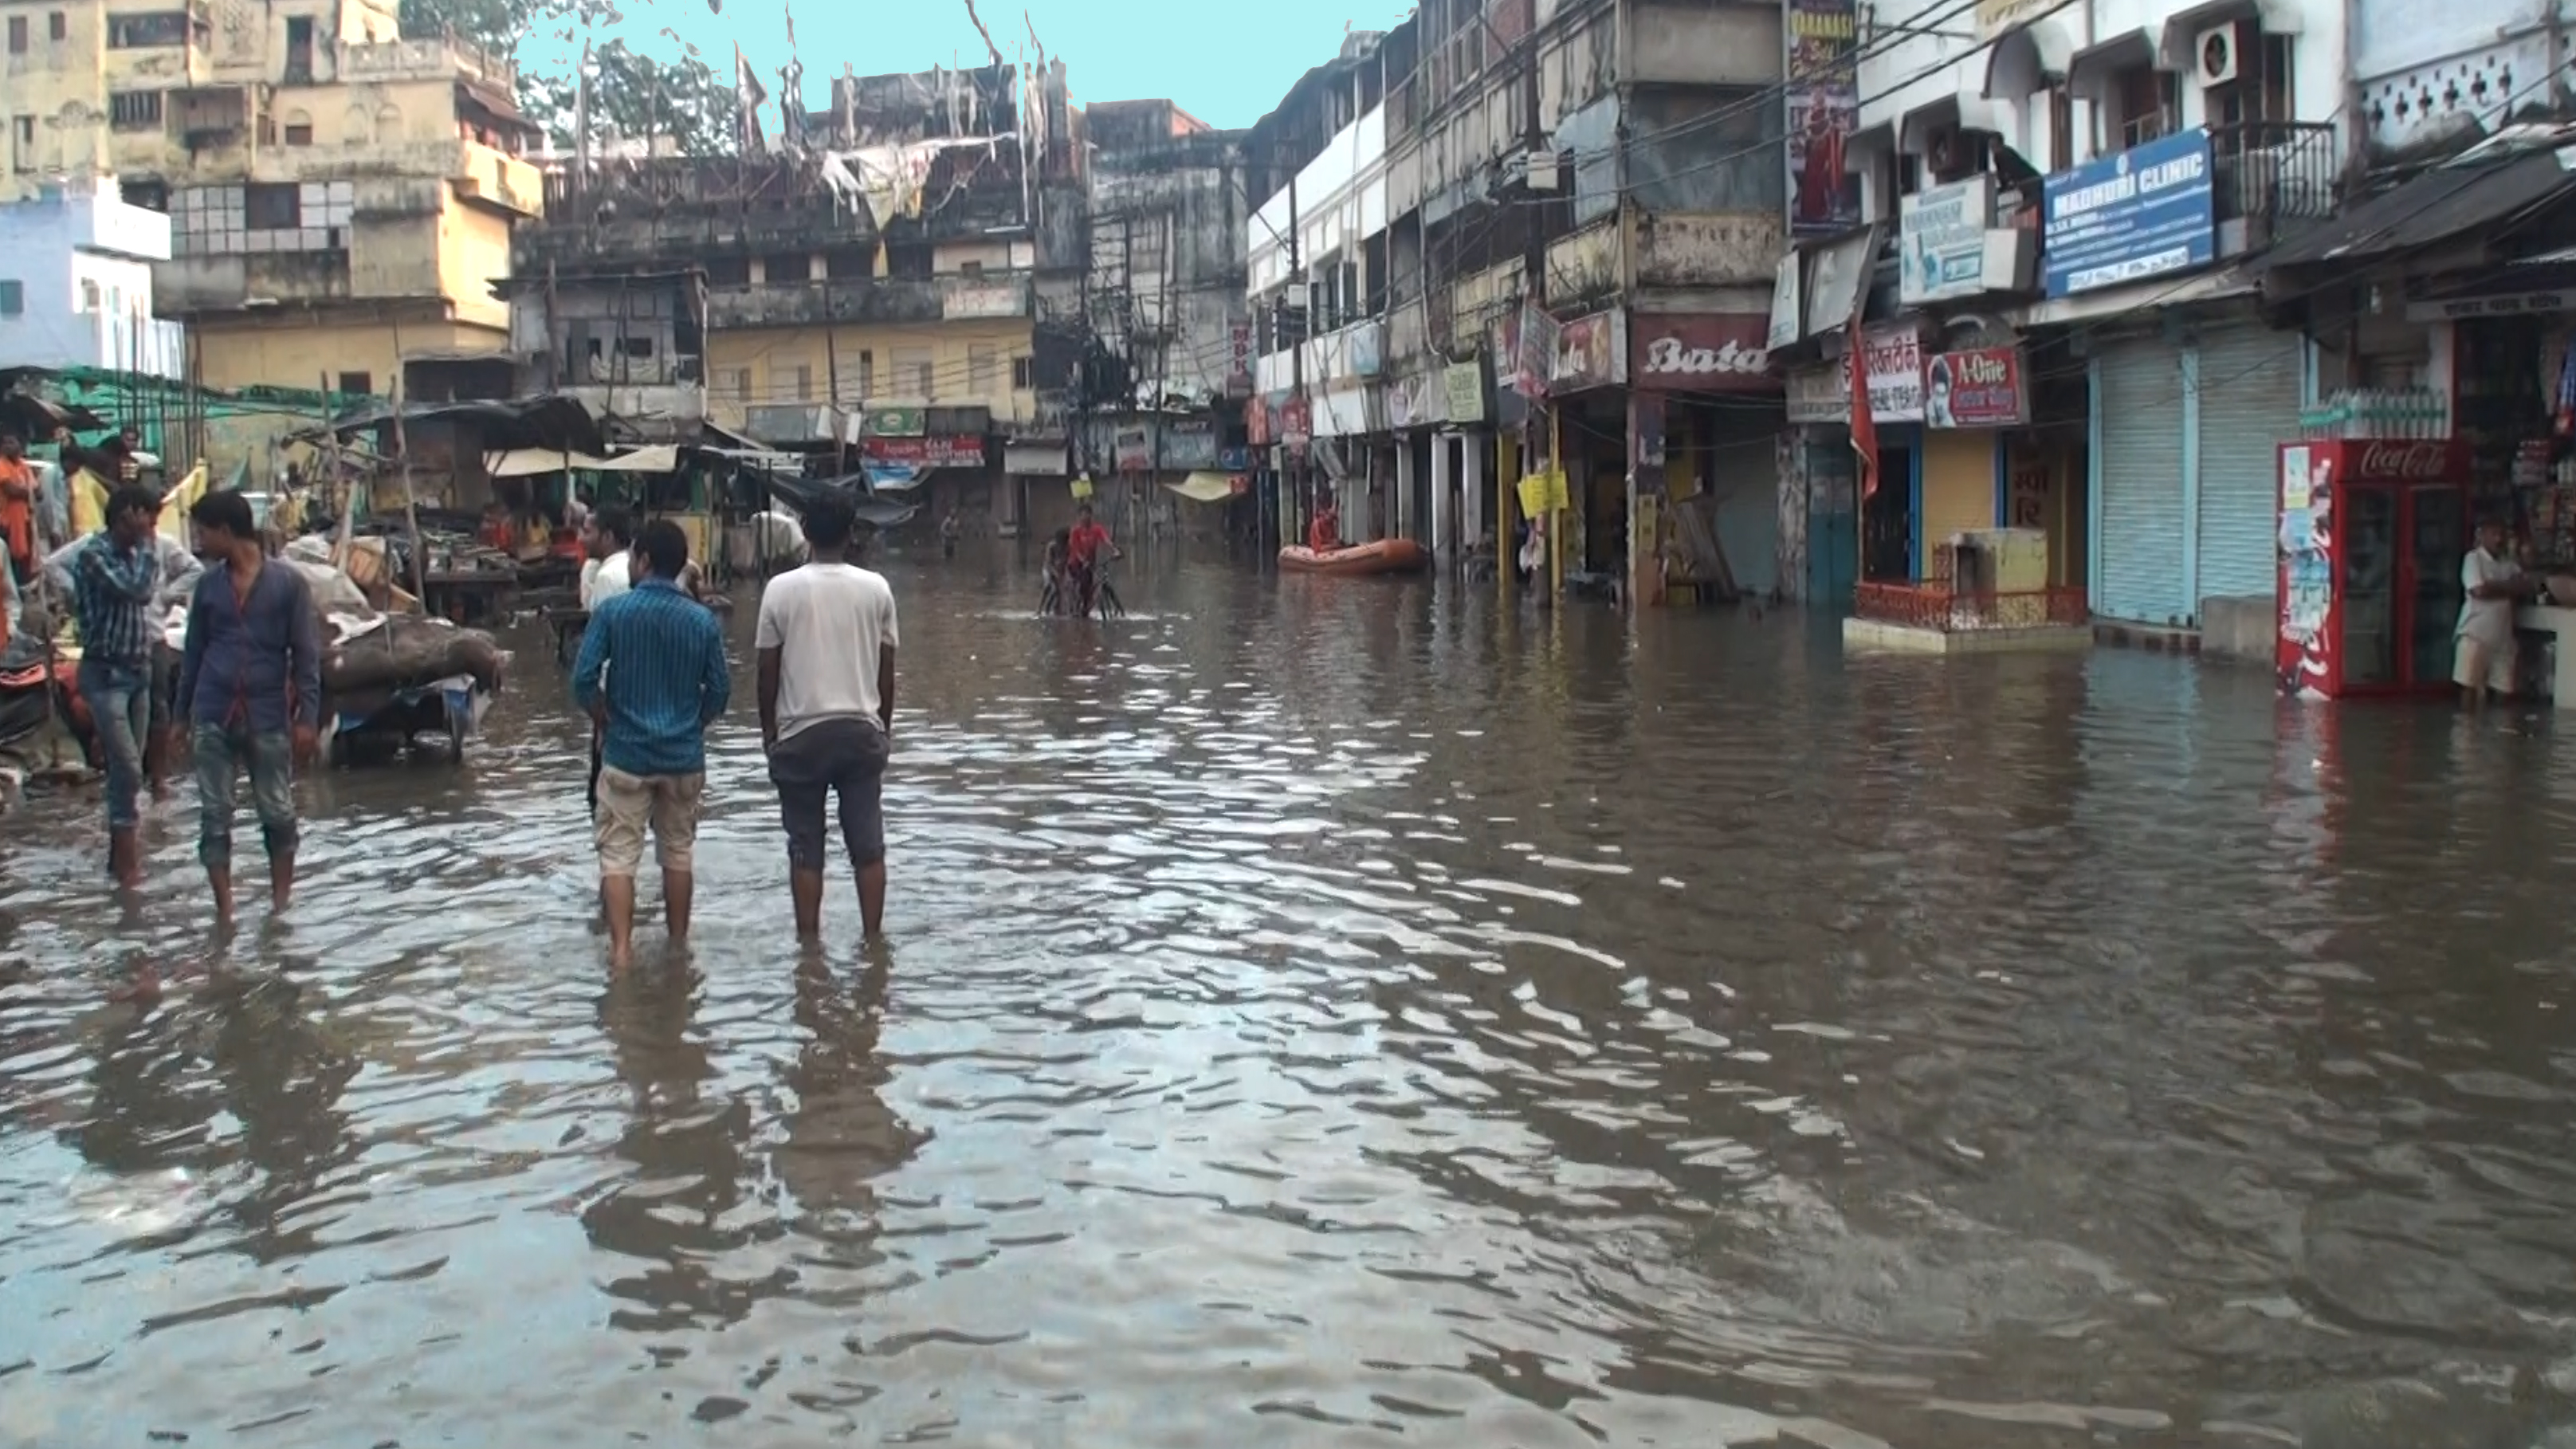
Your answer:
[6,548,2576,1447]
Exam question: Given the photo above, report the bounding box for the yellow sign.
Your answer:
[1513,468,1572,518]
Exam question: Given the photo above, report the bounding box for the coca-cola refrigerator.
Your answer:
[2277,438,2472,699]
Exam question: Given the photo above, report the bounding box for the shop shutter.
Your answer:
[2193,323,2301,611]
[2094,339,2190,626]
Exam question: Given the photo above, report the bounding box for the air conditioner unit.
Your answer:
[2196,21,2251,88]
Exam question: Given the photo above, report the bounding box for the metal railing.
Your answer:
[1855,581,2090,632]
[2209,120,2338,233]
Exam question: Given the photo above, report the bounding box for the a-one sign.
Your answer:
[2042,128,2214,298]
[1925,345,2026,427]
[1629,313,1775,392]
[1900,175,1997,304]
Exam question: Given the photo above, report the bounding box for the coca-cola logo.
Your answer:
[2354,442,2451,481]
[1641,336,1769,376]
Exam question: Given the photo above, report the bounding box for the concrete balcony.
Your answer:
[705,273,1031,331]
[340,34,517,92]
[1545,218,1622,308]
[1253,316,1387,394]
[155,249,351,313]
[2212,120,2339,257]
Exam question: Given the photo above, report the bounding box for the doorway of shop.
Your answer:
[1862,440,1917,581]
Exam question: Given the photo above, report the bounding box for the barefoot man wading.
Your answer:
[573,520,729,968]
[757,492,897,940]
[178,489,321,926]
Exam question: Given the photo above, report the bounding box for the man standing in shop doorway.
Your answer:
[2456,519,2533,713]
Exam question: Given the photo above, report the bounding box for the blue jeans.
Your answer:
[193,722,296,870]
[77,658,150,830]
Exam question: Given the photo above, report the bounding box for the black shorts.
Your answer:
[768,716,890,870]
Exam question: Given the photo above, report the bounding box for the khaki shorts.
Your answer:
[2455,636,2515,695]
[595,765,704,878]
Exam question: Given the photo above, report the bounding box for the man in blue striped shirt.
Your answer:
[572,519,729,969]
[65,485,164,885]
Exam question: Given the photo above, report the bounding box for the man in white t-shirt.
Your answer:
[579,505,635,611]
[756,491,898,940]
[2456,519,2530,712]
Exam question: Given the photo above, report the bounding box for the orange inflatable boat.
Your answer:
[1278,538,1431,576]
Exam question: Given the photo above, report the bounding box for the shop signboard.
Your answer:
[1859,324,1924,422]
[2403,289,2576,323]
[862,434,986,469]
[1552,310,1628,393]
[1247,393,1272,446]
[1787,364,1844,423]
[1781,325,1923,423]
[1443,361,1487,423]
[2042,127,2214,298]
[1002,441,1066,474]
[1899,175,1997,304]
[1114,426,1151,472]
[1282,394,1312,449]
[1924,345,2026,427]
[1630,313,1775,392]
[1388,372,1442,430]
[1514,300,1559,397]
[858,404,926,438]
[1767,253,1803,351]
[1227,322,1255,396]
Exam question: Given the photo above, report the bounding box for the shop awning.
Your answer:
[1163,472,1238,505]
[485,445,681,477]
[2252,137,2576,277]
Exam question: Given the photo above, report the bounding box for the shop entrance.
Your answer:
[1861,441,1917,581]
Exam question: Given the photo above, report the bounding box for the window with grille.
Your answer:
[0,281,22,316]
[2114,66,2177,150]
[6,18,26,53]
[1011,355,1034,391]
[968,344,996,396]
[106,11,188,47]
[893,348,932,397]
[109,92,163,132]
[855,350,874,396]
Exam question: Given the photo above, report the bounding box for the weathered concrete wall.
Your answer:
[1635,212,1785,289]
[1624,0,1782,88]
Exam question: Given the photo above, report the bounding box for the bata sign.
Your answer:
[2350,439,2464,483]
[1629,313,1777,393]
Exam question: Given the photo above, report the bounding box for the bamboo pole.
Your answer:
[389,379,426,611]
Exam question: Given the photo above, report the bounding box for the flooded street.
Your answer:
[10,548,2576,1447]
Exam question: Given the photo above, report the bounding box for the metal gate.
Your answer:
[2194,324,2300,609]
[2094,339,2189,626]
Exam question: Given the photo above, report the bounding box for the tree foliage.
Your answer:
[399,0,741,155]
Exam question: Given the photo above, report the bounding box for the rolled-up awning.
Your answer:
[1163,471,1239,504]
[485,445,682,477]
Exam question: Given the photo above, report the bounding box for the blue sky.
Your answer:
[522,0,1415,133]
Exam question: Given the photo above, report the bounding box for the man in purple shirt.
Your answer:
[177,490,322,927]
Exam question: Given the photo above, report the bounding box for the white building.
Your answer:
[1247,36,1392,538]
[0,179,184,378]
[1792,0,2348,641]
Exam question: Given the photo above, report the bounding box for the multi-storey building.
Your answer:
[5,0,542,396]
[1783,0,2348,643]
[518,60,1083,532]
[1082,98,1255,535]
[0,177,183,375]
[1250,0,1794,603]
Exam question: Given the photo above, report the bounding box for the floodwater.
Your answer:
[6,548,2576,1449]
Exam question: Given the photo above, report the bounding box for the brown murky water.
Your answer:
[7,547,2576,1448]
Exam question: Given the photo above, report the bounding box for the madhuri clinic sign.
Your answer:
[2042,128,2215,298]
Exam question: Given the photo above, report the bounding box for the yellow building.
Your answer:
[698,242,1044,436]
[3,0,539,393]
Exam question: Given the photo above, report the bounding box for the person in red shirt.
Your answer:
[1065,503,1116,617]
[0,433,35,584]
[1308,499,1341,554]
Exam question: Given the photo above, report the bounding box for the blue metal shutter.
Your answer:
[2095,339,2190,626]
[2193,323,2300,612]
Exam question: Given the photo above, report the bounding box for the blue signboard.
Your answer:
[2041,128,2216,299]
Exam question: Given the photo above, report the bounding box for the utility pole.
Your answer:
[1285,167,1303,554]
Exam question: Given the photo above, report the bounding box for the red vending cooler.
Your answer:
[2277,438,2472,699]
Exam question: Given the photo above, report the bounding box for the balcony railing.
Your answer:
[1855,581,2089,633]
[2212,120,2338,249]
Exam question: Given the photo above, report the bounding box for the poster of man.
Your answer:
[1788,0,1862,235]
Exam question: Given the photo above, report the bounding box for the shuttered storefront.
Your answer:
[2194,323,2300,610]
[1921,430,1996,568]
[2094,338,2189,626]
